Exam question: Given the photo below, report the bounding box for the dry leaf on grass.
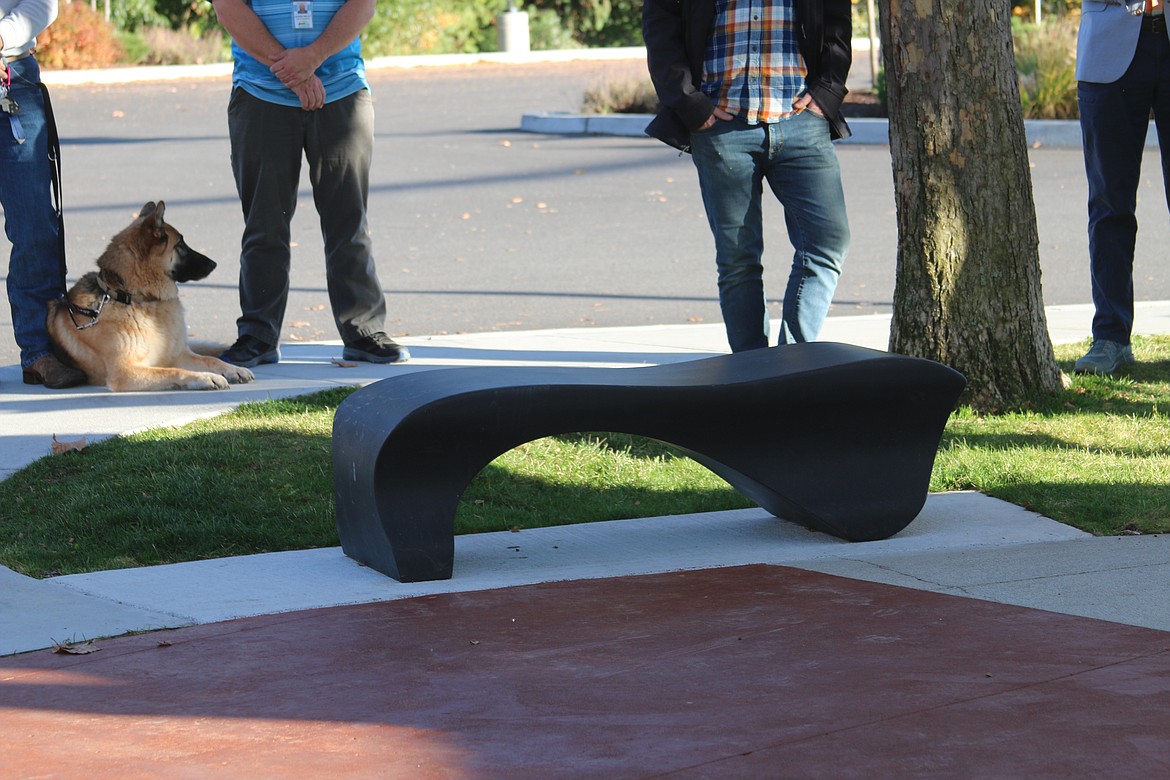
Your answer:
[50,435,87,455]
[52,639,100,655]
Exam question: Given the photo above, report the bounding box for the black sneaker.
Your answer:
[220,334,280,367]
[343,332,411,364]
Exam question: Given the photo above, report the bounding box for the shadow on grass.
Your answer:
[0,423,750,578]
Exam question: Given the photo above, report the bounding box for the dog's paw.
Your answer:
[185,372,230,391]
[223,365,255,385]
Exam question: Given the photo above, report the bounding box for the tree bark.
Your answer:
[879,0,1064,413]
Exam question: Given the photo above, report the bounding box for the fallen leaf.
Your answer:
[331,359,359,368]
[51,435,87,455]
[52,639,100,655]
[157,640,174,648]
[288,321,311,328]
[498,140,511,147]
[306,304,326,312]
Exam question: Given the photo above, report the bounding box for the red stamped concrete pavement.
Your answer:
[3,564,1169,777]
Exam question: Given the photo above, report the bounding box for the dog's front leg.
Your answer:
[107,366,231,392]
[176,352,255,385]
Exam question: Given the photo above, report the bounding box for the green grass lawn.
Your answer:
[1,338,1167,578]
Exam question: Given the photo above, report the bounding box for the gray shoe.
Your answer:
[1074,339,1135,375]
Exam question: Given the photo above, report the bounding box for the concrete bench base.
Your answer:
[332,343,966,582]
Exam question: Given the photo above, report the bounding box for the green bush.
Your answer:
[110,0,167,32]
[528,7,584,50]
[154,0,220,36]
[526,0,643,46]
[363,0,507,56]
[1014,17,1079,120]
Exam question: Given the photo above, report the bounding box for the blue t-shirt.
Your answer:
[231,0,368,107]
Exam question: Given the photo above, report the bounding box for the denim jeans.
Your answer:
[227,88,386,345]
[690,112,850,352]
[1079,26,1170,345]
[0,56,63,368]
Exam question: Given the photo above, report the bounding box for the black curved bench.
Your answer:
[332,343,966,582]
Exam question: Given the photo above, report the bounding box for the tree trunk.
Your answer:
[879,0,1064,413]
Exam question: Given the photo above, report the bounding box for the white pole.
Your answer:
[867,0,880,86]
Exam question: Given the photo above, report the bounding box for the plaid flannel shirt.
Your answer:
[701,0,807,124]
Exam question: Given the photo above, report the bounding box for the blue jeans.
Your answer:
[690,112,850,352]
[1079,26,1170,345]
[0,56,63,369]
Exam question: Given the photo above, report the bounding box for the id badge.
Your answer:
[292,1,313,29]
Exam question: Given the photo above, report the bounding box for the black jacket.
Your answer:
[642,0,853,151]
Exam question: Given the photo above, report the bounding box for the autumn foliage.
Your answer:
[36,1,125,70]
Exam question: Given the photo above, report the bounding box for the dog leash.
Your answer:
[33,67,105,329]
[36,73,70,303]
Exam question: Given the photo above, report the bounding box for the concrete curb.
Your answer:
[39,47,651,86]
[520,113,1104,149]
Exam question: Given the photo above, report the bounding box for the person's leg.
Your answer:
[1153,26,1170,239]
[762,112,850,345]
[227,89,303,348]
[1,57,63,369]
[1079,42,1156,348]
[690,117,771,352]
[304,89,388,344]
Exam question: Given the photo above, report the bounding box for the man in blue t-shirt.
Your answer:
[213,0,409,367]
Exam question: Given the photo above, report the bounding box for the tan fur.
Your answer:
[48,201,255,392]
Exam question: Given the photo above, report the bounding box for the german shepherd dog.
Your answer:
[48,201,255,392]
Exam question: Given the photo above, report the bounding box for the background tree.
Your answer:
[879,0,1064,413]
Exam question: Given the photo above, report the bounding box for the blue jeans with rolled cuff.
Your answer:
[690,111,850,352]
[0,55,64,369]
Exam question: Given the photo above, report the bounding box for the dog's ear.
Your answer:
[138,201,168,241]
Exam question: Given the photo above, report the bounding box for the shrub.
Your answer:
[528,7,584,50]
[154,0,220,37]
[110,0,168,32]
[132,25,227,65]
[582,77,658,113]
[527,0,643,47]
[363,0,507,56]
[1014,17,1079,120]
[36,1,124,70]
